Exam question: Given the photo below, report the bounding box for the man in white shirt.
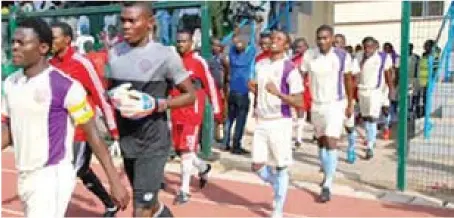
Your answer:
[1,17,128,218]
[356,37,394,159]
[334,33,360,164]
[301,25,354,203]
[250,30,303,217]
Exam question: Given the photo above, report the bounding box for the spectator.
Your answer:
[209,37,230,141]
[408,43,420,114]
[416,39,438,118]
[223,24,257,155]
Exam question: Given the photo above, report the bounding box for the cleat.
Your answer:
[103,206,119,217]
[382,129,390,140]
[365,148,374,160]
[199,164,211,189]
[319,187,331,203]
[174,192,190,205]
[293,141,302,151]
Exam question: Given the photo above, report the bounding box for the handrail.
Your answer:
[424,2,454,138]
[1,1,202,21]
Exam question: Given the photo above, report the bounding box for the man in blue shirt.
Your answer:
[224,24,257,154]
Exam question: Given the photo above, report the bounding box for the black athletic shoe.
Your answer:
[319,177,326,187]
[319,187,331,203]
[365,148,374,160]
[156,203,174,217]
[161,182,166,190]
[293,141,302,150]
[174,192,190,205]
[103,206,119,217]
[231,147,250,155]
[223,145,231,151]
[199,164,211,189]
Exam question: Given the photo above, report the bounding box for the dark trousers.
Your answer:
[413,86,428,118]
[224,91,250,150]
[74,142,115,209]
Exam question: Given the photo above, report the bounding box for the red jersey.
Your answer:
[85,50,109,89]
[50,47,118,141]
[292,53,312,111]
[256,50,272,63]
[169,51,223,125]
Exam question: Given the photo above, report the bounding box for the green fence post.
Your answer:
[397,1,410,192]
[201,1,211,59]
[199,1,218,160]
[201,98,214,159]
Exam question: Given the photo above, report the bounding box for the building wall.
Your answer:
[333,0,451,55]
[293,1,334,47]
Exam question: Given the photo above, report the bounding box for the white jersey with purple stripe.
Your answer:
[357,51,393,90]
[255,57,303,119]
[301,47,353,104]
[2,66,93,172]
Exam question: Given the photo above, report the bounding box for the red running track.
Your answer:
[2,152,453,217]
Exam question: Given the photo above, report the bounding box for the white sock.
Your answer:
[180,153,194,194]
[191,152,208,173]
[296,118,305,143]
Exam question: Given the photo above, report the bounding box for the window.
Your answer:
[411,1,444,17]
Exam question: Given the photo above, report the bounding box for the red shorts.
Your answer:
[170,89,206,125]
[172,123,200,153]
[302,74,312,112]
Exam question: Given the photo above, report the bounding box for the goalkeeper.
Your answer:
[106,2,196,217]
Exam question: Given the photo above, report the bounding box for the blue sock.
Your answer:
[365,121,374,149]
[319,147,327,172]
[323,149,338,190]
[273,168,289,215]
[257,165,276,184]
[347,131,356,152]
[370,122,378,148]
[384,114,391,129]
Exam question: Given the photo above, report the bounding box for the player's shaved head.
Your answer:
[122,1,153,17]
[121,1,154,46]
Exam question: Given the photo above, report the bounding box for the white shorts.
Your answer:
[18,164,76,218]
[359,88,384,119]
[311,100,346,138]
[252,118,293,167]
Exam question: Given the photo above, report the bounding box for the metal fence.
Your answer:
[399,1,454,201]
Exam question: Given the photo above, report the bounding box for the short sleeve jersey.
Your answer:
[301,47,353,104]
[356,51,393,89]
[107,41,189,158]
[2,66,93,172]
[255,57,303,119]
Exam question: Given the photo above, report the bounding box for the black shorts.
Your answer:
[123,155,168,208]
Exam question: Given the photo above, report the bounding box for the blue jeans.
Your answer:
[224,91,250,149]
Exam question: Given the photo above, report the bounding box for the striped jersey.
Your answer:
[255,57,303,119]
[1,66,94,172]
[301,47,353,104]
